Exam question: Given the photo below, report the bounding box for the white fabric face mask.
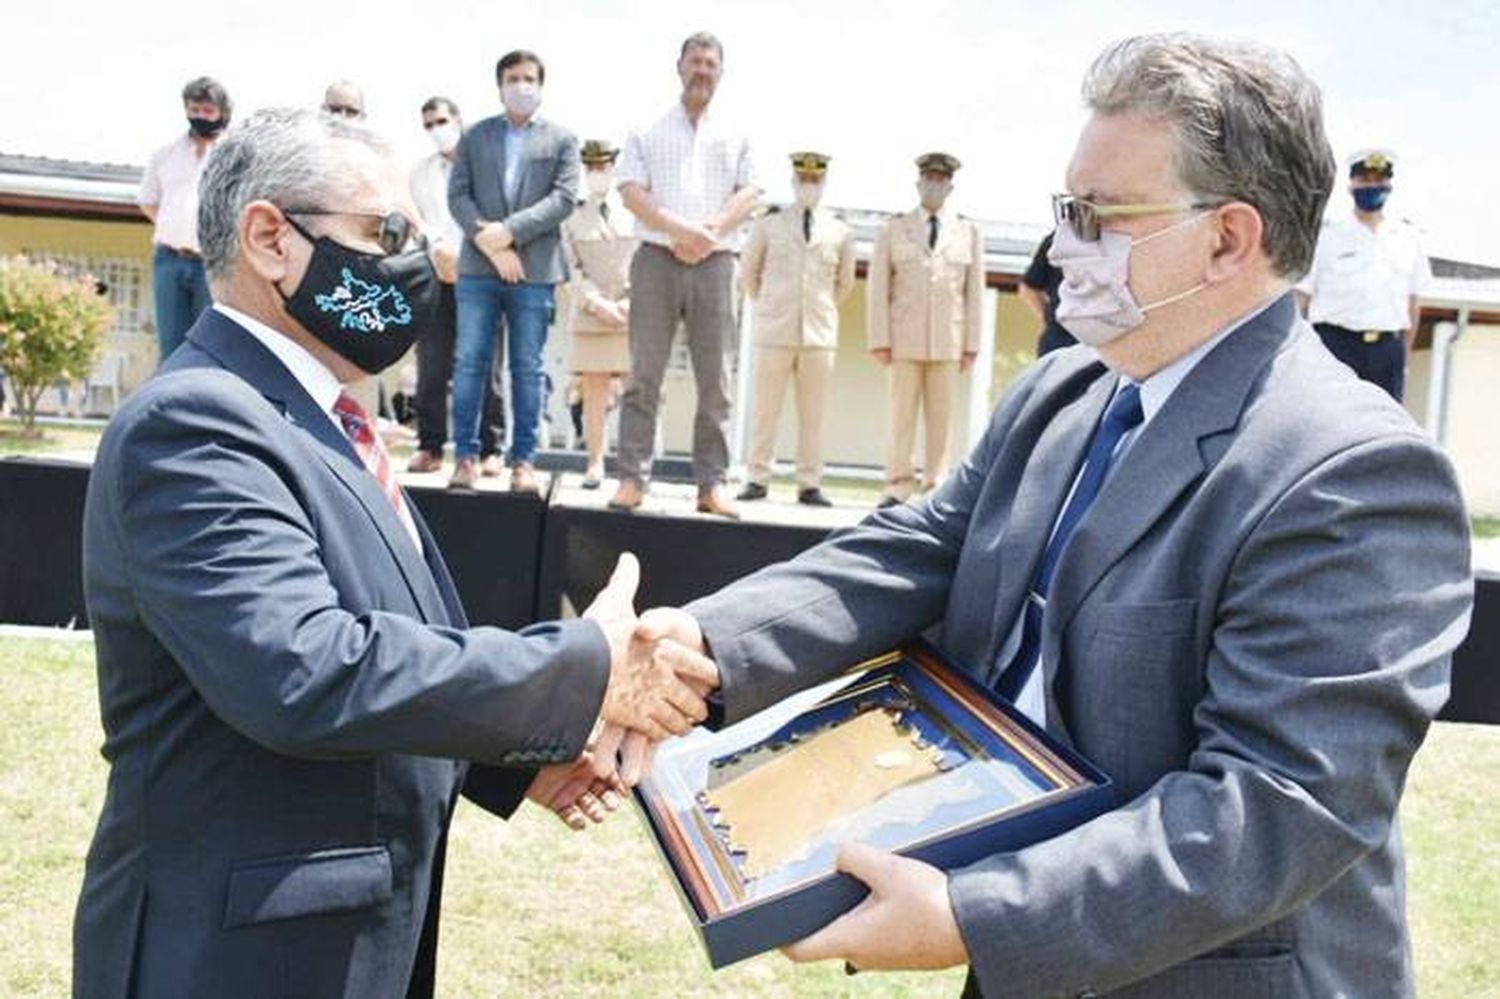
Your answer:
[917,179,951,213]
[501,82,542,118]
[585,171,613,198]
[427,121,461,154]
[1048,212,1211,347]
[794,181,824,208]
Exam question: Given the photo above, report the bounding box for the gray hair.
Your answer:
[679,31,723,63]
[198,107,388,280]
[1082,34,1335,278]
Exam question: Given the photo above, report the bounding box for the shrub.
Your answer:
[0,256,114,433]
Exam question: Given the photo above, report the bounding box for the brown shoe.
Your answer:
[479,454,505,478]
[407,450,443,474]
[696,485,741,520]
[448,457,478,491]
[608,479,645,511]
[510,462,539,494]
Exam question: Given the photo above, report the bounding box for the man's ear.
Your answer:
[238,200,295,285]
[1205,202,1263,283]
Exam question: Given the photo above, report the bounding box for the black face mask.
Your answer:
[276,217,438,375]
[187,115,226,138]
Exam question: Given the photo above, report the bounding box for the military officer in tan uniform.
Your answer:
[563,139,637,487]
[737,151,856,507]
[868,151,983,506]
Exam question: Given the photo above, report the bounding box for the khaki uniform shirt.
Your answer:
[741,206,856,349]
[562,195,636,334]
[867,208,983,361]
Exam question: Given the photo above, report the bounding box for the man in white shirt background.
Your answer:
[610,30,761,518]
[138,76,231,364]
[406,96,507,475]
[1297,149,1432,401]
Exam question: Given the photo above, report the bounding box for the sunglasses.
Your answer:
[1053,193,1220,242]
[284,209,425,255]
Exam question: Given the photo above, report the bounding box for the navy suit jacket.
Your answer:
[448,114,579,284]
[73,307,610,998]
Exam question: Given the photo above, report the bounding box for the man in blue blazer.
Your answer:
[447,48,580,493]
[73,107,713,999]
[650,35,1473,998]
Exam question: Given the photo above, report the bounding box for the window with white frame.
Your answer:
[22,251,148,334]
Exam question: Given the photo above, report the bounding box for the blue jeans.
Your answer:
[453,276,554,463]
[152,245,212,363]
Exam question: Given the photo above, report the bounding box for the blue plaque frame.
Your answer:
[634,640,1114,968]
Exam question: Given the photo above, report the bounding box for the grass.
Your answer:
[2,635,1497,997]
[0,419,104,457]
[1473,517,1500,540]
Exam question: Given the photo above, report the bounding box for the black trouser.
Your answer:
[414,282,506,457]
[1313,322,1405,402]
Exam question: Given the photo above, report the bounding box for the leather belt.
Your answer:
[1314,322,1397,344]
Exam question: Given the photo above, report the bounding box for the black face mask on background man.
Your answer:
[275,215,439,375]
[187,116,227,138]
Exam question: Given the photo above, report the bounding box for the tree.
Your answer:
[0,255,114,434]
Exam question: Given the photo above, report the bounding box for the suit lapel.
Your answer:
[413,506,468,628]
[186,311,452,624]
[979,370,1115,685]
[1039,295,1301,708]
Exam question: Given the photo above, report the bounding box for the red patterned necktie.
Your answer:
[332,391,421,550]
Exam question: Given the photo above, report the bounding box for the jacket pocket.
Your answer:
[1092,597,1198,639]
[223,845,392,929]
[1123,947,1297,999]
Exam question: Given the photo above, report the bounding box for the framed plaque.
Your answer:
[634,641,1113,968]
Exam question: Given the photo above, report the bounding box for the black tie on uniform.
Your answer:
[599,201,610,222]
[928,214,939,250]
[803,208,812,242]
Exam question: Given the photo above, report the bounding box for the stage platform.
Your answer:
[3,452,1495,724]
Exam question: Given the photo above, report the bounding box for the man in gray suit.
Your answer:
[73,108,714,999]
[645,34,1473,998]
[447,48,580,492]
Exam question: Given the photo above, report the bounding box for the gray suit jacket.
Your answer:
[448,114,579,284]
[688,294,1473,999]
[73,308,610,999]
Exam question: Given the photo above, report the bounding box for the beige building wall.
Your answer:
[1435,324,1500,516]
[662,281,1045,473]
[0,214,158,403]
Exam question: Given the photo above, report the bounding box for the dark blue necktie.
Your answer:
[996,383,1144,703]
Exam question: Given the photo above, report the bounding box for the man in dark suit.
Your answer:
[73,107,714,999]
[644,34,1473,998]
[447,48,580,493]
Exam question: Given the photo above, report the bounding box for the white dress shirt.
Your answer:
[998,299,1271,725]
[139,133,220,251]
[616,102,757,251]
[409,152,464,249]
[212,304,422,553]
[1297,214,1431,331]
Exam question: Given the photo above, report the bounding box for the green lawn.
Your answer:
[2,636,1496,997]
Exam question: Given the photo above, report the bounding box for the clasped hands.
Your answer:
[474,221,526,283]
[522,553,969,973]
[525,553,715,830]
[669,216,721,266]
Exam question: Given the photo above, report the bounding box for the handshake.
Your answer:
[526,553,717,829]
